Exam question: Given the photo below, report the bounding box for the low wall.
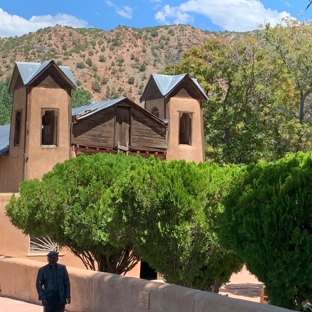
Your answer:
[0,257,291,312]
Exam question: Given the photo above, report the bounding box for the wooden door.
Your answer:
[115,106,131,149]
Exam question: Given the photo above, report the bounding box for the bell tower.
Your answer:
[0,60,76,192]
[140,73,208,163]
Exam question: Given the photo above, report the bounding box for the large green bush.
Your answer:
[106,159,242,291]
[220,152,312,309]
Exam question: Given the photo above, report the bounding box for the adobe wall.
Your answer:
[0,193,81,267]
[0,88,26,193]
[25,86,72,181]
[0,193,140,276]
[0,257,291,312]
[166,89,205,164]
[0,155,24,193]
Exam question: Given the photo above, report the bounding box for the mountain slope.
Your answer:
[0,25,247,104]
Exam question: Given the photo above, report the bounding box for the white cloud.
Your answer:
[284,1,291,8]
[117,6,133,19]
[155,5,192,24]
[106,1,116,8]
[106,1,134,19]
[0,8,88,38]
[155,0,294,31]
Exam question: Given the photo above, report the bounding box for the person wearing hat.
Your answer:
[36,250,71,312]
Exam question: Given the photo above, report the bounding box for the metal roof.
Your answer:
[142,73,208,101]
[0,124,10,155]
[72,98,126,120]
[15,60,77,88]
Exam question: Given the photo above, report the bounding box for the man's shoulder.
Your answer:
[57,263,67,270]
[39,263,50,270]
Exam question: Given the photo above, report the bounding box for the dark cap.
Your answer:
[47,250,59,257]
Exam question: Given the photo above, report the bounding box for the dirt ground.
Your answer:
[219,266,264,303]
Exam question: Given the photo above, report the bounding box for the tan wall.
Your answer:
[0,155,24,193]
[166,90,205,163]
[0,257,290,312]
[0,193,81,267]
[0,193,140,276]
[26,86,71,181]
[0,194,29,256]
[0,88,26,192]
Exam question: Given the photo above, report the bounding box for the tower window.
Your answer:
[151,107,160,118]
[179,112,192,145]
[14,110,22,146]
[41,109,58,146]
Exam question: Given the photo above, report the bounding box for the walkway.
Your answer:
[0,297,42,312]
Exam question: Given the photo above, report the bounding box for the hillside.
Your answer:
[0,25,247,104]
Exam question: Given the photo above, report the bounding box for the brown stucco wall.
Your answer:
[0,155,24,192]
[25,86,72,181]
[166,89,205,163]
[0,88,27,192]
[0,193,140,276]
[0,257,290,312]
[0,193,82,267]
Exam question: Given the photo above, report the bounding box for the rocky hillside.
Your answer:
[0,25,246,104]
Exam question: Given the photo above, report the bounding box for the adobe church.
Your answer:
[0,60,207,273]
[0,60,207,193]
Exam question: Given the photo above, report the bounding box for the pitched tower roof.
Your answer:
[9,60,77,92]
[139,73,208,102]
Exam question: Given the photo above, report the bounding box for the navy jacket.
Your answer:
[36,263,70,305]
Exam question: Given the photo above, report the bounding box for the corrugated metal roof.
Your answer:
[72,97,126,120]
[0,124,10,155]
[15,60,77,87]
[153,74,186,96]
[142,73,208,101]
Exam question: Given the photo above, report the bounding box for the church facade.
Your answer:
[0,60,208,273]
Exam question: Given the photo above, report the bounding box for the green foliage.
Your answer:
[117,57,124,66]
[139,63,146,72]
[101,77,108,85]
[107,159,242,290]
[162,22,312,165]
[6,153,145,274]
[71,88,92,107]
[127,76,135,85]
[220,152,312,309]
[85,57,93,67]
[76,62,86,69]
[99,55,106,62]
[0,76,13,125]
[92,80,101,92]
[5,152,242,289]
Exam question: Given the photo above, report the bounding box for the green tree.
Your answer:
[162,24,312,164]
[163,37,277,164]
[6,153,145,274]
[0,76,13,125]
[262,18,312,152]
[71,88,92,108]
[220,152,312,309]
[107,159,243,290]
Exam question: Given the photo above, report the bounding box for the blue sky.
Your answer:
[0,0,310,37]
